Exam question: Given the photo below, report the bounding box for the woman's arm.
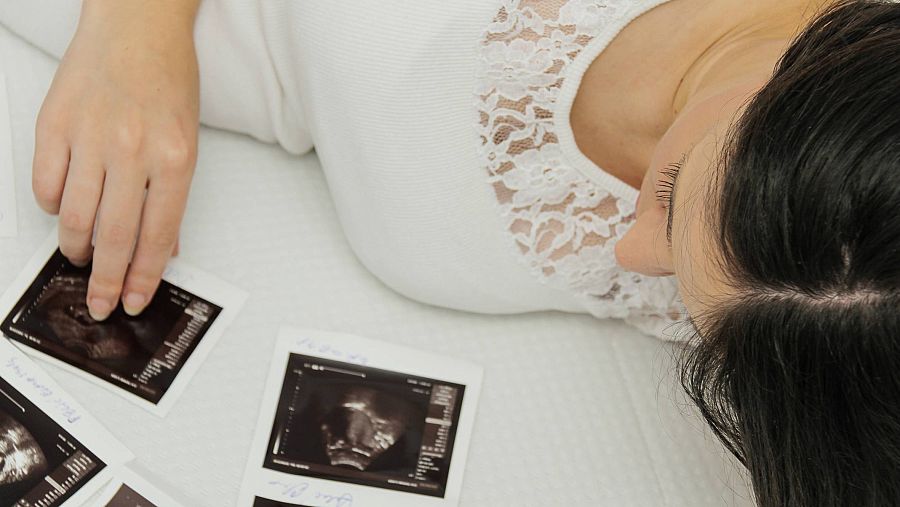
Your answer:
[33,0,201,320]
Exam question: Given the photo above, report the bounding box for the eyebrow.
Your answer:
[665,147,695,247]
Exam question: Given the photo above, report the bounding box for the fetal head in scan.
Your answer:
[320,387,417,471]
[0,409,47,486]
[35,274,151,361]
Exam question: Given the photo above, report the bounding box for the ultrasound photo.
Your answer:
[253,498,312,507]
[0,249,223,405]
[103,484,154,506]
[264,354,466,497]
[0,377,104,507]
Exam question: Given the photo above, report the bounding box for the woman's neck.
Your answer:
[674,1,834,115]
[570,0,829,190]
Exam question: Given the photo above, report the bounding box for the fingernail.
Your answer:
[88,297,113,321]
[123,293,145,316]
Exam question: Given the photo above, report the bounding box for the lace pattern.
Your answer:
[475,0,686,337]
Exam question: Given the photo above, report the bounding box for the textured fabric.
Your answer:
[0,0,686,339]
[476,0,685,337]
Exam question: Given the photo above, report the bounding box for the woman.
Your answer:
[1,0,898,504]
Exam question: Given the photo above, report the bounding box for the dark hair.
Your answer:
[680,1,900,506]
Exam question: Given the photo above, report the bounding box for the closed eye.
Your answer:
[655,154,687,245]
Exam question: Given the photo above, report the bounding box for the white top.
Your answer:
[0,0,685,338]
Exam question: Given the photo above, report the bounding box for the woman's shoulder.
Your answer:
[474,0,685,324]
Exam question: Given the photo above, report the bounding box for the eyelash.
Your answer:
[655,161,684,209]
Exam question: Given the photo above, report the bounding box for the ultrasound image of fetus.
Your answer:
[0,409,47,487]
[31,274,160,366]
[319,387,418,471]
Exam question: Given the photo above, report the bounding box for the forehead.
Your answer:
[670,124,733,316]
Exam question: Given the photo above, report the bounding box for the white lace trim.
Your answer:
[475,0,686,336]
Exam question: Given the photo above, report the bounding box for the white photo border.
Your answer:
[237,327,484,507]
[0,228,248,416]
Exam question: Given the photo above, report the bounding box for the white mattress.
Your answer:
[0,24,754,507]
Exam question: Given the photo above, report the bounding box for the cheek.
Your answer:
[670,193,727,318]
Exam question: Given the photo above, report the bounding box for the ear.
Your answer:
[614,205,675,276]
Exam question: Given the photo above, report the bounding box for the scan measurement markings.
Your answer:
[311,364,366,378]
[43,476,67,499]
[10,263,63,325]
[273,368,304,459]
[140,301,207,382]
[415,385,459,480]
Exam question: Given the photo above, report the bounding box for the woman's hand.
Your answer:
[32,0,201,320]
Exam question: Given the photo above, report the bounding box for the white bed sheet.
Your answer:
[0,24,754,507]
